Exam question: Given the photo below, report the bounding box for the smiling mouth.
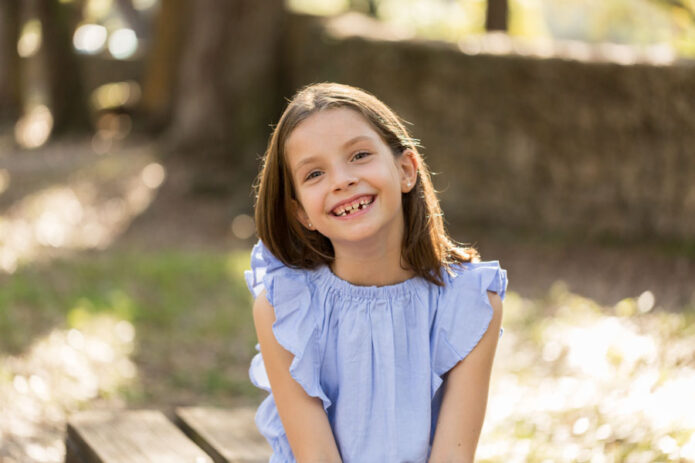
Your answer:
[331,195,375,216]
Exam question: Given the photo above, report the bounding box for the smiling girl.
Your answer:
[245,82,507,463]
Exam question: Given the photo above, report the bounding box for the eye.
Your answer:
[305,170,322,181]
[352,151,371,161]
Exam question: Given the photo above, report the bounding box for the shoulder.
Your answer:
[245,239,319,303]
[252,289,275,324]
[443,260,508,300]
[251,292,278,367]
[486,289,504,323]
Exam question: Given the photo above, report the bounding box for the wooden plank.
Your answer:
[175,406,271,463]
[66,409,214,463]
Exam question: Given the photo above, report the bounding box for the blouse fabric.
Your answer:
[245,239,507,463]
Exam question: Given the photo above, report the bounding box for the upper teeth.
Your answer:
[332,196,373,216]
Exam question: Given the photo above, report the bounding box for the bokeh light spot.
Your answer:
[73,23,107,54]
[95,113,132,140]
[29,374,51,401]
[231,214,255,240]
[572,416,590,435]
[637,290,655,313]
[17,19,42,58]
[91,81,141,111]
[14,105,54,149]
[115,320,135,344]
[141,163,166,189]
[108,28,138,59]
[13,375,29,394]
[85,0,114,20]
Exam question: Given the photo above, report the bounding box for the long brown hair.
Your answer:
[252,82,478,286]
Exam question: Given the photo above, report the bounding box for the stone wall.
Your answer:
[283,13,695,242]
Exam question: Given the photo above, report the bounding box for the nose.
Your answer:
[331,169,358,191]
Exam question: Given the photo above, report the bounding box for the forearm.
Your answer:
[280,390,342,463]
[428,409,485,463]
[298,455,343,463]
[428,454,473,463]
[298,456,342,463]
[294,440,342,463]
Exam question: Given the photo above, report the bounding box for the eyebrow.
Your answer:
[292,135,375,175]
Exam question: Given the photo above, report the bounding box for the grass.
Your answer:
[0,246,263,406]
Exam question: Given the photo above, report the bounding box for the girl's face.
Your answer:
[285,107,417,250]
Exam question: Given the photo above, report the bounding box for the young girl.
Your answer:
[245,82,506,463]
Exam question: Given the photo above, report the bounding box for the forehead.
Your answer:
[285,107,382,164]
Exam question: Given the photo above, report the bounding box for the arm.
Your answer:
[253,290,343,463]
[428,290,504,463]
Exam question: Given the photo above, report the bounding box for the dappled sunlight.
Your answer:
[2,237,693,461]
[0,154,165,273]
[480,284,695,462]
[0,314,136,463]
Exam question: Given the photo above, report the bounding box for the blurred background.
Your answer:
[1,0,694,462]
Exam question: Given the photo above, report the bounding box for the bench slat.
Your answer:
[66,409,213,463]
[175,406,271,463]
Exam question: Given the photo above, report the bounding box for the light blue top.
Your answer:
[245,239,507,463]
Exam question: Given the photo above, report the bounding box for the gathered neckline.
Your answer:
[313,264,430,299]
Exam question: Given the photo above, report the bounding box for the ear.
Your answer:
[399,149,419,193]
[290,198,313,230]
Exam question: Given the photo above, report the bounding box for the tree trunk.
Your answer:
[486,0,508,32]
[140,0,190,133]
[167,0,285,177]
[36,0,91,134]
[0,0,21,131]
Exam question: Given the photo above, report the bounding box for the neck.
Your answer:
[329,225,415,287]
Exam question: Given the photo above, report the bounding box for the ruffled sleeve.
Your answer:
[245,240,332,411]
[430,261,508,398]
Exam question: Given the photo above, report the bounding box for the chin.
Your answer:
[329,229,380,246]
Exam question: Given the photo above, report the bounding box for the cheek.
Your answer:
[381,167,403,193]
[299,189,325,215]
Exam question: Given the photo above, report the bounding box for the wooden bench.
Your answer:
[65,406,272,463]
